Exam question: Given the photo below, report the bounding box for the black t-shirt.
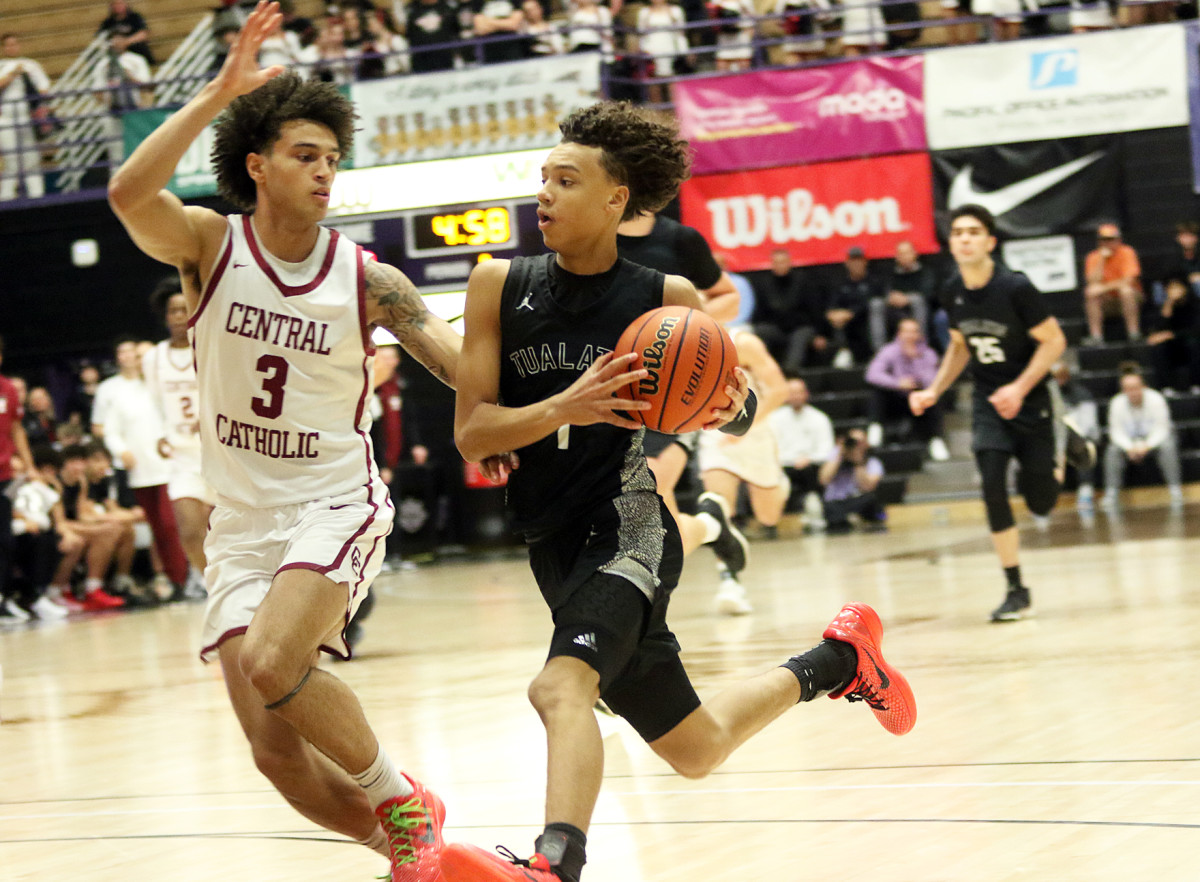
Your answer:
[751,270,824,332]
[948,264,1051,397]
[498,254,664,536]
[472,0,526,62]
[407,0,461,71]
[616,215,721,291]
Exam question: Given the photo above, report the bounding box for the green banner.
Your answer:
[122,108,218,198]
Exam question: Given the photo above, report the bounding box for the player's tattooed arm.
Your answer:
[364,260,460,388]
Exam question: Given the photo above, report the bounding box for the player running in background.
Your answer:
[108,4,461,879]
[444,100,916,882]
[910,203,1094,622]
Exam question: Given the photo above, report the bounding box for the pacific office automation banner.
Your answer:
[674,56,925,175]
[930,135,1120,239]
[123,109,217,197]
[925,24,1188,150]
[679,153,938,271]
[350,53,600,169]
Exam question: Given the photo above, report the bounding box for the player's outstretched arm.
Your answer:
[364,260,460,388]
[108,1,285,272]
[454,260,648,462]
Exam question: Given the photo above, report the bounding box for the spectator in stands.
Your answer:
[0,33,51,201]
[47,444,128,611]
[358,9,410,77]
[1068,0,1115,31]
[776,0,829,65]
[872,239,932,353]
[711,0,757,71]
[83,442,164,604]
[769,376,835,530]
[636,0,689,103]
[1102,366,1183,512]
[1083,222,1143,345]
[212,23,242,74]
[523,0,566,57]
[1165,220,1200,285]
[67,364,101,431]
[95,30,153,172]
[715,252,755,329]
[865,317,950,461]
[828,245,879,366]
[340,4,369,49]
[818,427,886,532]
[91,337,189,598]
[97,1,155,66]
[1146,275,1200,395]
[566,0,615,55]
[0,335,33,623]
[8,445,70,620]
[258,14,306,69]
[1053,360,1101,513]
[281,0,318,47]
[406,0,463,72]
[752,247,828,373]
[472,0,528,63]
[22,386,57,448]
[308,18,359,85]
[839,0,887,54]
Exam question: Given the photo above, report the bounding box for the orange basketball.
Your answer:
[613,306,739,434]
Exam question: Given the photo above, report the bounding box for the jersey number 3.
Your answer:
[968,335,1006,365]
[252,354,290,419]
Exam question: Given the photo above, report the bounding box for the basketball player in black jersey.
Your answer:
[910,204,1094,622]
[442,101,917,882]
[616,208,752,605]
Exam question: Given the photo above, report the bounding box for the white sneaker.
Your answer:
[803,492,826,531]
[928,437,950,462]
[866,422,884,448]
[714,574,753,616]
[832,348,854,369]
[183,568,207,600]
[1169,486,1184,512]
[2,598,31,621]
[1100,492,1119,512]
[31,595,69,620]
[1032,514,1050,532]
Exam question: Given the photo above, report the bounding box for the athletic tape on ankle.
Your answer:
[264,668,313,711]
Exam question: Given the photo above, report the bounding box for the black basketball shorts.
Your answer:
[971,390,1055,466]
[527,494,701,743]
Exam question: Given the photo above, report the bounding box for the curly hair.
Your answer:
[558,102,691,222]
[148,275,183,318]
[211,73,357,212]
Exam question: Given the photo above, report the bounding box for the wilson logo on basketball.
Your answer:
[638,314,680,396]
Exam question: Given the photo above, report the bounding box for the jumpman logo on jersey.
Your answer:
[517,291,535,311]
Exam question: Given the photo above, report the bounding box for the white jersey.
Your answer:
[142,339,202,461]
[190,215,378,507]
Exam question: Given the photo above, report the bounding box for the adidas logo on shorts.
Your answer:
[573,632,598,652]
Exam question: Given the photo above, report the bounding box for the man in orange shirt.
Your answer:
[1083,222,1142,345]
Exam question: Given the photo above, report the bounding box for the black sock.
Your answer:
[536,823,587,882]
[1004,565,1022,591]
[781,639,857,702]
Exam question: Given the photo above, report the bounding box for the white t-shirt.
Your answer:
[12,479,59,535]
[0,57,51,123]
[92,373,172,488]
[769,403,836,466]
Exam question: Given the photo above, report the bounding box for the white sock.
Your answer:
[695,511,722,544]
[84,578,103,594]
[358,824,390,856]
[351,746,414,809]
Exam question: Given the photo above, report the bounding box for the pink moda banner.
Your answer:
[675,56,926,176]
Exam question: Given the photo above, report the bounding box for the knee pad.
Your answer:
[976,449,1015,533]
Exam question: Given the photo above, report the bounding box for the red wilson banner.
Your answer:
[680,152,939,271]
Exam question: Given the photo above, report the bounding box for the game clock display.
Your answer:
[407,204,517,256]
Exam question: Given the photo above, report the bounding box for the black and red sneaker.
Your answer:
[440,843,558,882]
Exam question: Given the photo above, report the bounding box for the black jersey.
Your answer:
[948,264,1052,398]
[616,215,722,290]
[499,253,666,535]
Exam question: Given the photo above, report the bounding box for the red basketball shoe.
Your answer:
[823,602,916,736]
[81,587,126,611]
[376,774,446,882]
[440,843,558,882]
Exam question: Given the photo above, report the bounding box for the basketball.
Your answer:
[613,306,739,434]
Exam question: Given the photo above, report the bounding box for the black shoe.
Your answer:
[697,491,749,576]
[990,586,1032,622]
[1061,415,1096,472]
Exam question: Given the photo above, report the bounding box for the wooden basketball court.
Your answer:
[2,497,1197,881]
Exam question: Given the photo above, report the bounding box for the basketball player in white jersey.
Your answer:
[697,327,790,614]
[108,5,461,880]
[143,277,211,600]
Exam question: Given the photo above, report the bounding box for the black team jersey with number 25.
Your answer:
[947,264,1052,400]
[497,253,666,537]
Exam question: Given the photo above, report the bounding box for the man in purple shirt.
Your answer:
[865,317,950,461]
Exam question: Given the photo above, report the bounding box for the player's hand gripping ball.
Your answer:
[613,306,738,434]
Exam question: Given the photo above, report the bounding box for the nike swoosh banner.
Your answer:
[679,153,937,272]
[673,57,926,176]
[924,23,1188,150]
[931,136,1120,238]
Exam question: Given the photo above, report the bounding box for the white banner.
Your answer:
[1002,236,1077,294]
[925,24,1188,150]
[349,54,601,168]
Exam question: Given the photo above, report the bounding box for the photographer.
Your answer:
[817,427,886,532]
